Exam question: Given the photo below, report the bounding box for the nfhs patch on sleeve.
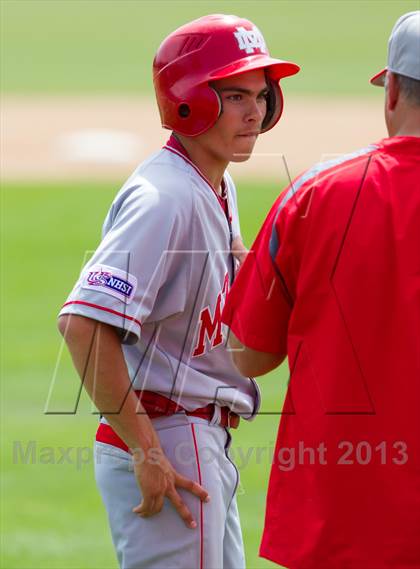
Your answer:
[81,264,137,304]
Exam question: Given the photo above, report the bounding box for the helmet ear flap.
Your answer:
[261,80,284,133]
[157,82,221,137]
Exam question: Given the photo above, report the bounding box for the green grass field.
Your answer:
[1,180,290,569]
[1,0,418,96]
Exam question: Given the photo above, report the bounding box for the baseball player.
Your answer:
[58,14,299,569]
[222,11,420,569]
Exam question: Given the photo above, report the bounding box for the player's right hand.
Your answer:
[132,447,210,528]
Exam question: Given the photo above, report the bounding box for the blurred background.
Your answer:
[1,1,418,568]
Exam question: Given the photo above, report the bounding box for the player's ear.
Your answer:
[386,72,400,112]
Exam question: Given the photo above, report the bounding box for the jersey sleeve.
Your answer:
[222,187,299,355]
[59,183,187,344]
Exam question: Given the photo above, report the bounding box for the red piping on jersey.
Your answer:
[191,423,204,569]
[61,300,142,328]
[165,133,190,158]
[164,135,230,218]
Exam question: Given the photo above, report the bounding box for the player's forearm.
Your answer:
[58,314,159,452]
[228,330,286,376]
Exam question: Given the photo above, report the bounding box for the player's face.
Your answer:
[203,69,268,163]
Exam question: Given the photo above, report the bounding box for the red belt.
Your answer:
[96,390,240,453]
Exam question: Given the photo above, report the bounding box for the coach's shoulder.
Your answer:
[298,144,378,192]
[271,143,381,223]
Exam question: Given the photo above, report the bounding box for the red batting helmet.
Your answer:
[153,14,300,137]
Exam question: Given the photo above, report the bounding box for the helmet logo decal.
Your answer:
[233,26,268,54]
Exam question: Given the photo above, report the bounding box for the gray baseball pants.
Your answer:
[94,413,245,569]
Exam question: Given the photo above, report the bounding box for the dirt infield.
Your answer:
[1,95,386,183]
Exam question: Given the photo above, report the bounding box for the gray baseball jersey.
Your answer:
[59,136,260,416]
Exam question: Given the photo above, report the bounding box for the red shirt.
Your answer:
[222,137,420,569]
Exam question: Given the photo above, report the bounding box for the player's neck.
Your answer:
[175,134,228,195]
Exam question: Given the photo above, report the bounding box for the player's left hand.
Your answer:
[231,236,248,269]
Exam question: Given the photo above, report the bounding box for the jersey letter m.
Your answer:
[192,273,229,357]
